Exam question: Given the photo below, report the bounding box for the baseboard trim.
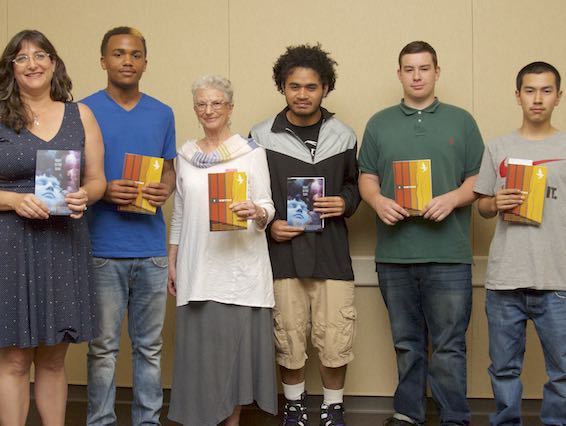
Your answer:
[352,255,488,287]
[62,385,541,416]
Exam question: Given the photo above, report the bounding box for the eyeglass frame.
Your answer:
[12,51,52,66]
[194,100,231,112]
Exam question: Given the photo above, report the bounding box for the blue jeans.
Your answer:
[377,263,472,426]
[87,257,168,426]
[486,289,566,426]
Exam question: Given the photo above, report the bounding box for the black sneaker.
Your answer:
[281,392,308,425]
[383,417,415,425]
[319,402,346,426]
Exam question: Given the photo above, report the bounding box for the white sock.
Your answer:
[283,382,305,401]
[394,413,416,424]
[322,387,344,405]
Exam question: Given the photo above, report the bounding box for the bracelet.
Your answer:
[256,206,267,226]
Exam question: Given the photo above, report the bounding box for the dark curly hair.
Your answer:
[273,43,337,94]
[0,29,73,133]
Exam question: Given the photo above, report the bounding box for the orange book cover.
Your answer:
[393,159,432,215]
[208,171,248,231]
[503,159,546,225]
[118,153,164,215]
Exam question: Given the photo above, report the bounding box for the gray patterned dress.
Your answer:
[0,102,96,348]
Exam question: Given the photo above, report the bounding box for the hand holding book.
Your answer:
[421,191,458,222]
[118,153,165,215]
[104,179,139,205]
[270,219,305,242]
[502,159,546,225]
[35,149,81,216]
[494,188,524,212]
[65,187,89,219]
[9,193,49,220]
[230,200,268,228]
[141,182,171,207]
[374,193,410,226]
[313,196,345,219]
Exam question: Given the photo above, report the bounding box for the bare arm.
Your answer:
[65,104,106,219]
[421,174,479,222]
[0,190,50,219]
[167,244,178,296]
[359,172,409,226]
[477,188,523,219]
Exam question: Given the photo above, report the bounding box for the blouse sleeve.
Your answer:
[169,155,185,245]
[250,147,275,231]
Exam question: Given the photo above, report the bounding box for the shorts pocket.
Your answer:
[273,310,290,355]
[337,305,357,355]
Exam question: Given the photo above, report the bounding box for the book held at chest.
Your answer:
[393,159,432,215]
[208,171,248,231]
[119,153,164,215]
[503,158,546,225]
[287,177,325,231]
[35,149,81,215]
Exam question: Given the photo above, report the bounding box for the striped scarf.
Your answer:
[185,134,258,168]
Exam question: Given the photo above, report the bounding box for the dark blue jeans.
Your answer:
[377,263,472,426]
[486,289,566,426]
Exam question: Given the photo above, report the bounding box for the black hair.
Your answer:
[516,61,561,91]
[101,26,147,56]
[273,43,337,94]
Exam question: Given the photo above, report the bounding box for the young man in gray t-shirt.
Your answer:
[474,61,566,426]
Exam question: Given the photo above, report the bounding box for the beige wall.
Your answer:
[8,0,566,398]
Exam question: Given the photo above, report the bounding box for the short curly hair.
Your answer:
[191,74,234,104]
[273,43,337,94]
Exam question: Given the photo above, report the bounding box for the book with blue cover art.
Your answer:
[35,149,81,215]
[287,177,325,231]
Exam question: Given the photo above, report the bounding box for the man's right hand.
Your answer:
[373,194,410,226]
[494,188,524,212]
[104,179,139,205]
[270,219,305,242]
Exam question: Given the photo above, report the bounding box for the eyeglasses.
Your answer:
[194,100,228,112]
[12,51,51,66]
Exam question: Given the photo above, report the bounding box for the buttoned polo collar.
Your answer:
[399,97,440,116]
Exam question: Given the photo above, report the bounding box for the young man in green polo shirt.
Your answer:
[358,41,484,426]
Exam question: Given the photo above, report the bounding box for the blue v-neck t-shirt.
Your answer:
[82,90,177,258]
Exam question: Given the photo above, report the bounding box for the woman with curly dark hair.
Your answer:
[0,29,106,424]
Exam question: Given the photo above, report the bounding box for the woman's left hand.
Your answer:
[230,200,261,220]
[65,188,89,219]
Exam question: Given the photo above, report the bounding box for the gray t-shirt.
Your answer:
[474,130,566,291]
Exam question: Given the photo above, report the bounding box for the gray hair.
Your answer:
[191,75,234,104]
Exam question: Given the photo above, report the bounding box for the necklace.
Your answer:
[32,114,40,126]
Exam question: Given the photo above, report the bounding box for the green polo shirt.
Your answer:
[358,99,484,264]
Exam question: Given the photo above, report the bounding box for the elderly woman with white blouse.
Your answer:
[167,75,277,426]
